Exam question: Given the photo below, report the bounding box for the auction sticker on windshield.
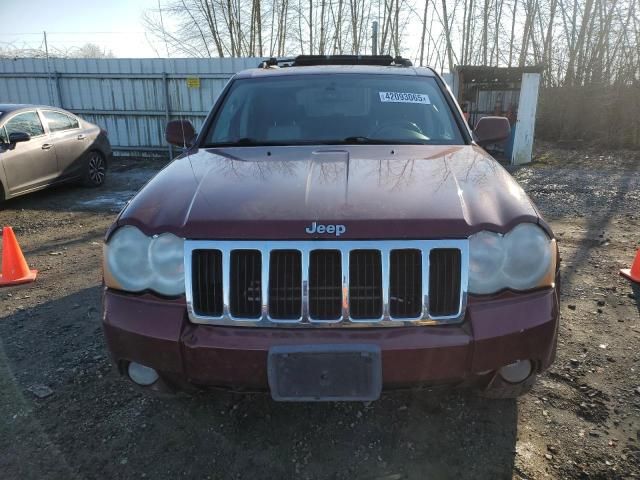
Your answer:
[378,92,430,104]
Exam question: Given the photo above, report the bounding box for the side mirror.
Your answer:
[165,120,196,148]
[473,116,511,147]
[8,132,31,144]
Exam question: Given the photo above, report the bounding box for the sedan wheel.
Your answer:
[84,152,106,187]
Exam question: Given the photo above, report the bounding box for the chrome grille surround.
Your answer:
[184,240,469,327]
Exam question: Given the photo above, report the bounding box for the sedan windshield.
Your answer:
[204,74,465,146]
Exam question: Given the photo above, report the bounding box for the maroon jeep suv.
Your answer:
[102,55,559,401]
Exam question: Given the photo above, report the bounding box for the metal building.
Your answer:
[444,66,543,165]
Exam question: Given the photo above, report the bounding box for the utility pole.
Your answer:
[158,0,170,58]
[372,21,378,56]
[43,31,54,105]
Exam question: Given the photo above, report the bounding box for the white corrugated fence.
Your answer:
[0,57,262,157]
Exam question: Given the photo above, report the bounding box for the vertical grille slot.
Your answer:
[230,250,262,318]
[390,249,422,318]
[269,250,302,319]
[349,250,382,319]
[429,249,462,317]
[192,249,223,316]
[309,250,342,320]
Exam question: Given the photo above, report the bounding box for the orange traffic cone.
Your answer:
[620,249,640,284]
[0,226,37,287]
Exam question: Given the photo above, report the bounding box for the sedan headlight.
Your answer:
[469,223,556,294]
[104,226,185,296]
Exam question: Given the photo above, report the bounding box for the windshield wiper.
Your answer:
[205,137,431,147]
[205,137,268,147]
[340,136,389,144]
[338,136,430,145]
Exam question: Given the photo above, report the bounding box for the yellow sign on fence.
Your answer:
[186,77,201,88]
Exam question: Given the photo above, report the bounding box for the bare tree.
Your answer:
[138,0,639,87]
[441,0,455,72]
[419,0,429,65]
[0,42,115,59]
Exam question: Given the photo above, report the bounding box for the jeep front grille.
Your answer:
[390,249,423,318]
[186,240,468,327]
[429,249,462,316]
[230,250,262,318]
[349,250,383,319]
[308,250,342,320]
[269,250,302,319]
[191,249,223,316]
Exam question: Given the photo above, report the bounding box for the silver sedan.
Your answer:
[0,104,112,201]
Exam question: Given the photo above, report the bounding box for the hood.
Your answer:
[115,145,542,240]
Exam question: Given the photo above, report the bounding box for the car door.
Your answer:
[0,110,58,195]
[41,110,88,178]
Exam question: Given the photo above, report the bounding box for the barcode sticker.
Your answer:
[379,91,430,104]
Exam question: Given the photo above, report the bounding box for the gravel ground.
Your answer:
[0,145,639,479]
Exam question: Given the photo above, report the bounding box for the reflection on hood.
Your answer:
[118,145,539,240]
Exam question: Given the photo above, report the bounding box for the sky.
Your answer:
[0,0,431,63]
[0,0,163,58]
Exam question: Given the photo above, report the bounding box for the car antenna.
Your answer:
[171,73,201,199]
[179,115,188,151]
[171,76,192,155]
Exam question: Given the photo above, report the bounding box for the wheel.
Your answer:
[368,120,430,141]
[83,151,107,187]
[478,373,537,399]
[0,179,9,207]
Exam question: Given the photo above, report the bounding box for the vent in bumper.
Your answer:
[185,240,468,327]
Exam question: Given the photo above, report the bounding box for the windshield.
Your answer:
[204,74,465,146]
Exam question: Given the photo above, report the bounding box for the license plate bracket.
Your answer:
[267,344,382,402]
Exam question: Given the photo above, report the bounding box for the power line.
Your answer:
[0,31,147,36]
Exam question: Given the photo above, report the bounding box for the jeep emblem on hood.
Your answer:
[305,222,346,237]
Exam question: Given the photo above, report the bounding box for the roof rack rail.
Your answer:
[293,55,412,67]
[257,57,296,68]
[257,55,413,69]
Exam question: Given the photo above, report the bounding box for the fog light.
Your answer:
[499,360,532,384]
[128,362,159,386]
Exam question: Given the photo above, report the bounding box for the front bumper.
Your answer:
[102,287,559,392]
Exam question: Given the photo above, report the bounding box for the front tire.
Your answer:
[479,373,537,399]
[83,151,107,187]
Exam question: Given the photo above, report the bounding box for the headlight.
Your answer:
[469,223,556,294]
[468,231,505,294]
[104,226,185,296]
